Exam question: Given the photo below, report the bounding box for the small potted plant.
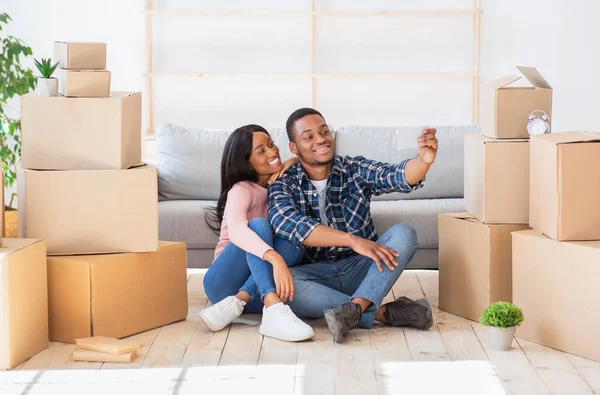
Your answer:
[34,58,59,96]
[480,301,524,351]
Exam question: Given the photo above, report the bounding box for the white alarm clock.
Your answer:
[527,110,551,136]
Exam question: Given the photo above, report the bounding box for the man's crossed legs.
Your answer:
[287,223,433,342]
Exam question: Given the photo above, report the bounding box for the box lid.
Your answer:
[0,238,44,259]
[534,131,600,145]
[516,66,552,89]
[486,66,552,90]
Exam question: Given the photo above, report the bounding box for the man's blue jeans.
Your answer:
[287,223,418,328]
[203,218,304,313]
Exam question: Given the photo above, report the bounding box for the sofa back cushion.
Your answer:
[335,125,477,200]
[157,123,477,201]
[157,124,288,201]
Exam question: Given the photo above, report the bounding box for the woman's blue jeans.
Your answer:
[203,218,305,313]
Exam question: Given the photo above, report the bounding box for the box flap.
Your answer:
[535,131,600,145]
[439,212,476,220]
[517,66,552,89]
[486,75,521,90]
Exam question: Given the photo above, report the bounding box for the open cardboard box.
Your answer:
[480,66,552,139]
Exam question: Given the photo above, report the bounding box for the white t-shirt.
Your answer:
[309,179,328,226]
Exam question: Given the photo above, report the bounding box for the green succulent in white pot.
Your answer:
[480,301,524,351]
[34,58,59,97]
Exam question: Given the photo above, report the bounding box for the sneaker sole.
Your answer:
[324,310,345,343]
[198,310,226,332]
[259,326,315,342]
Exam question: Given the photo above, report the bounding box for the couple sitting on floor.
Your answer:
[200,108,438,343]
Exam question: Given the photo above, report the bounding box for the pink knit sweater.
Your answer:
[213,181,273,260]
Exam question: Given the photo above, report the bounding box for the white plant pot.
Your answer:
[37,77,58,97]
[488,326,516,351]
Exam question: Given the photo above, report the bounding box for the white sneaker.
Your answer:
[260,303,315,342]
[199,296,246,332]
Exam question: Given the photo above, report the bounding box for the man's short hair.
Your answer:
[285,108,325,142]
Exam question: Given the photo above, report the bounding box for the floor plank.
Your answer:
[180,313,230,368]
[428,294,488,362]
[564,353,600,393]
[295,319,335,395]
[334,328,378,395]
[142,344,188,368]
[472,323,550,395]
[20,343,76,371]
[415,269,439,296]
[517,338,594,395]
[258,333,298,377]
[218,323,262,367]
[392,270,424,298]
[370,324,411,377]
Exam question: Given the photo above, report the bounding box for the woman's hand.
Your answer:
[268,157,298,185]
[264,250,295,302]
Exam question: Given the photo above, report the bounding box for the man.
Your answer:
[267,108,438,343]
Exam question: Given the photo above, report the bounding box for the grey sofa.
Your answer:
[152,123,476,269]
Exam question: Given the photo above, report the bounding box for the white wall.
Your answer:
[3,0,600,203]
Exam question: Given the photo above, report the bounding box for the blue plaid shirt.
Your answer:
[267,155,424,263]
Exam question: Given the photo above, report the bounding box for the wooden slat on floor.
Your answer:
[517,338,595,395]
[472,323,550,395]
[294,319,335,395]
[428,295,488,362]
[565,353,600,393]
[334,328,378,395]
[218,323,262,366]
[415,270,439,296]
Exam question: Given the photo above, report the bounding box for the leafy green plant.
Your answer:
[0,13,36,193]
[480,301,524,328]
[34,57,59,78]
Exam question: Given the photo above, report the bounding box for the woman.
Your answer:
[200,124,314,342]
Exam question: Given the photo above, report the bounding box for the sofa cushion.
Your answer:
[158,197,463,251]
[158,200,220,249]
[335,125,478,200]
[156,124,288,201]
[371,198,464,249]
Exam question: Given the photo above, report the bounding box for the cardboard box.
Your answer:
[47,242,188,344]
[18,165,158,255]
[530,131,600,241]
[0,238,48,370]
[438,213,529,322]
[21,92,141,170]
[58,68,111,97]
[54,41,106,69]
[464,134,530,224]
[513,230,600,361]
[481,66,552,139]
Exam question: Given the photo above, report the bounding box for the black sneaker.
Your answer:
[324,302,362,343]
[383,297,433,330]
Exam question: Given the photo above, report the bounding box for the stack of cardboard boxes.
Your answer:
[438,66,600,361]
[512,131,600,361]
[438,66,551,322]
[16,42,189,346]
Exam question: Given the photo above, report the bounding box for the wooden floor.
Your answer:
[1,270,599,395]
